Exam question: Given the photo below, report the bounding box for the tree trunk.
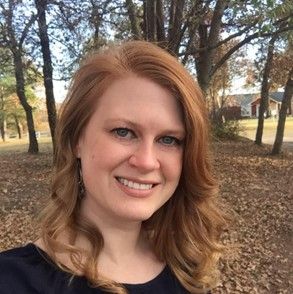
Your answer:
[90,2,102,48]
[125,0,142,40]
[255,35,277,145]
[0,119,7,142]
[167,0,185,54]
[195,0,227,94]
[13,114,22,139]
[35,0,57,152]
[156,0,165,43]
[271,69,293,155]
[13,50,39,153]
[0,92,6,142]
[143,0,156,41]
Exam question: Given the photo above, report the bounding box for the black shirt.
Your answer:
[0,244,188,293]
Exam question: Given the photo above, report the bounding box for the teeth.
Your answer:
[117,177,153,190]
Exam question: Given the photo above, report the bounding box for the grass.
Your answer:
[0,136,53,154]
[239,116,293,141]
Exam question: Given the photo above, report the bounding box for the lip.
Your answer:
[115,177,158,198]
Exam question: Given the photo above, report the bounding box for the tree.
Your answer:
[125,0,142,40]
[255,1,293,145]
[0,76,16,141]
[45,0,114,79]
[270,37,293,154]
[0,48,14,141]
[5,92,26,139]
[207,39,245,123]
[121,0,293,97]
[191,0,293,94]
[0,0,39,153]
[270,43,293,93]
[35,0,57,151]
[271,68,293,155]
[32,0,292,102]
[255,34,278,145]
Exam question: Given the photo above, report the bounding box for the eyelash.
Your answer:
[159,136,182,146]
[111,128,183,146]
[112,128,135,139]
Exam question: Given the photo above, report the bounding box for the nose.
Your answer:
[128,141,160,172]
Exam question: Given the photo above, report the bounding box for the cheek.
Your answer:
[83,141,130,171]
[163,152,183,183]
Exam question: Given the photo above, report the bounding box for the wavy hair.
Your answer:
[40,41,228,293]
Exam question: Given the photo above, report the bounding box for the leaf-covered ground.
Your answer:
[0,139,292,293]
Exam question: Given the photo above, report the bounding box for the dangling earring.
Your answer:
[77,159,85,199]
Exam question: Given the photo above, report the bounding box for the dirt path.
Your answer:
[0,140,292,293]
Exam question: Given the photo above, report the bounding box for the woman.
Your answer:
[0,41,227,293]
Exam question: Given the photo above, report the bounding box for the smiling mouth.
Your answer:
[116,177,156,190]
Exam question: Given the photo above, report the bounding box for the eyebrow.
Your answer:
[104,118,186,137]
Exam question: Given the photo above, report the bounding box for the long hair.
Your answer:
[40,41,228,293]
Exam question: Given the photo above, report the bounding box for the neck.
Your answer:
[79,198,148,265]
[98,224,149,265]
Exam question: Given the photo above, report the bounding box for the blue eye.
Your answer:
[159,136,181,146]
[112,128,135,139]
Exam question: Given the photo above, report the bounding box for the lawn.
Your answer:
[239,116,293,141]
[0,136,52,154]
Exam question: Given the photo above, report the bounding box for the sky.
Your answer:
[53,80,67,103]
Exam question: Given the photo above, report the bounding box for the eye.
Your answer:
[159,136,182,146]
[112,128,135,139]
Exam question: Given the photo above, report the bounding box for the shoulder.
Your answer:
[0,243,40,273]
[0,244,49,293]
[0,244,99,294]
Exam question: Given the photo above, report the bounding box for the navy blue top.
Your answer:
[0,244,189,293]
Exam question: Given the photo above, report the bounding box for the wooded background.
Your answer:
[0,0,292,154]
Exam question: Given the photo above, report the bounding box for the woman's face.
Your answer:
[76,76,185,225]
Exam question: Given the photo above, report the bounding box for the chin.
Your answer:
[119,207,157,223]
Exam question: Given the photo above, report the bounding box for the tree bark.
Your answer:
[35,0,57,152]
[0,91,6,142]
[0,119,6,142]
[195,0,227,94]
[90,2,102,48]
[125,0,142,40]
[4,0,38,153]
[271,68,293,155]
[13,114,22,139]
[255,35,277,145]
[143,0,156,41]
[167,0,185,54]
[13,50,39,153]
[156,0,165,43]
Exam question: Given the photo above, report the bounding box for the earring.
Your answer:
[77,159,85,198]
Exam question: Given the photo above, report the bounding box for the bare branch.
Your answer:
[211,25,293,77]
[215,19,259,48]
[19,14,38,47]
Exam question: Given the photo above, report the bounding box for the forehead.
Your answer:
[88,76,185,130]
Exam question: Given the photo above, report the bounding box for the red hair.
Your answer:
[40,41,228,293]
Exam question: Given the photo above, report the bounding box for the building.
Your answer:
[226,92,292,118]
